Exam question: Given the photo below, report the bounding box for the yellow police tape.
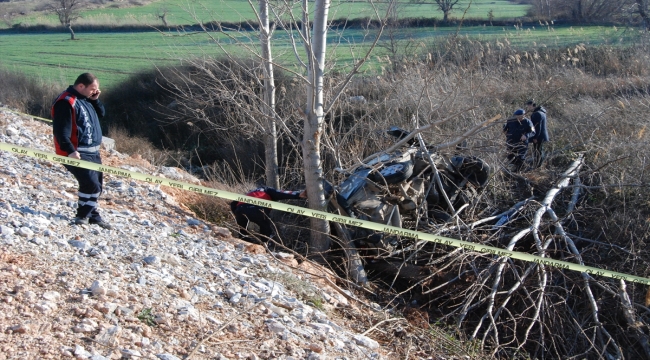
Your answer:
[10,111,52,123]
[1,141,648,285]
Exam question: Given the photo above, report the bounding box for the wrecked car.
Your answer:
[326,126,492,254]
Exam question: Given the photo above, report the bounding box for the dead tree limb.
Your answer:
[469,155,586,353]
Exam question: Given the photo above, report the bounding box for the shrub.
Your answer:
[0,66,61,117]
[107,125,174,167]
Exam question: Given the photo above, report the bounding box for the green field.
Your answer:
[7,0,528,28]
[0,24,642,90]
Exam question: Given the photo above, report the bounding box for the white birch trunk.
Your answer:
[302,0,331,255]
[259,0,279,188]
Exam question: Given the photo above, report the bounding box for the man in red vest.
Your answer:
[52,73,111,229]
[230,187,306,243]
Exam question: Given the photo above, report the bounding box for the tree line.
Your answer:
[526,0,649,27]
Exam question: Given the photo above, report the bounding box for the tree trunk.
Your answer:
[68,24,75,40]
[331,222,368,285]
[638,0,650,30]
[303,0,331,258]
[160,13,168,28]
[259,0,279,188]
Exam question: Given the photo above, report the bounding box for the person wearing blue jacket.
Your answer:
[503,109,536,172]
[525,100,549,168]
[52,73,111,229]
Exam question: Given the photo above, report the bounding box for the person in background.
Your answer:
[525,100,549,168]
[52,73,112,229]
[230,186,307,244]
[503,108,536,172]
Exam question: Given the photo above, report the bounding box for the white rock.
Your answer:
[0,225,14,236]
[74,345,93,358]
[121,349,142,358]
[6,127,19,136]
[275,252,294,260]
[162,254,181,266]
[35,301,58,313]
[156,354,182,360]
[91,280,107,296]
[353,334,380,349]
[42,291,61,301]
[95,325,121,346]
[143,255,161,266]
[192,286,211,296]
[309,323,333,334]
[68,240,88,250]
[211,227,230,237]
[229,293,242,304]
[266,320,286,333]
[17,226,34,237]
[73,323,96,333]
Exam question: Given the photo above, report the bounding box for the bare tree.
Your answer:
[257,0,280,188]
[156,8,169,28]
[410,0,461,22]
[166,0,287,188]
[50,0,81,40]
[292,0,389,258]
[435,0,461,22]
[553,0,633,22]
[573,0,627,21]
[300,0,333,256]
[636,0,650,29]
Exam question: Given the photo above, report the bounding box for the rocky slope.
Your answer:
[0,107,399,360]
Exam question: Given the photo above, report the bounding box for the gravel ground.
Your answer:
[0,107,396,360]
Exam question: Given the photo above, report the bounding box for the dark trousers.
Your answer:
[64,152,103,222]
[531,141,545,168]
[232,204,273,241]
[506,143,528,171]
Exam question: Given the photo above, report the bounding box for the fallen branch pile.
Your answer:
[364,155,650,358]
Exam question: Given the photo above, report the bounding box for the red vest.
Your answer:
[51,92,78,156]
[237,188,272,207]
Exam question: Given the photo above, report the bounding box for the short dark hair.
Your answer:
[525,99,536,106]
[74,73,98,86]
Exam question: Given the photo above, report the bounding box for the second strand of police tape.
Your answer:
[1,142,648,285]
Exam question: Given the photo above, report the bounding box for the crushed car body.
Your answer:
[327,126,492,254]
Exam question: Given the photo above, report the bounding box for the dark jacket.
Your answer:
[52,86,106,155]
[230,187,303,213]
[530,106,549,142]
[503,117,536,145]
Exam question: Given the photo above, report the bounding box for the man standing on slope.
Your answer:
[52,73,112,229]
[525,100,549,168]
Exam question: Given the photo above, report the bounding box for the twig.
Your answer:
[471,155,584,348]
[185,307,253,359]
[361,317,404,336]
[263,240,375,309]
[81,336,155,359]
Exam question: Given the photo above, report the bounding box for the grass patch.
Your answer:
[0,25,641,91]
[2,0,529,29]
[273,272,325,311]
[137,307,157,327]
